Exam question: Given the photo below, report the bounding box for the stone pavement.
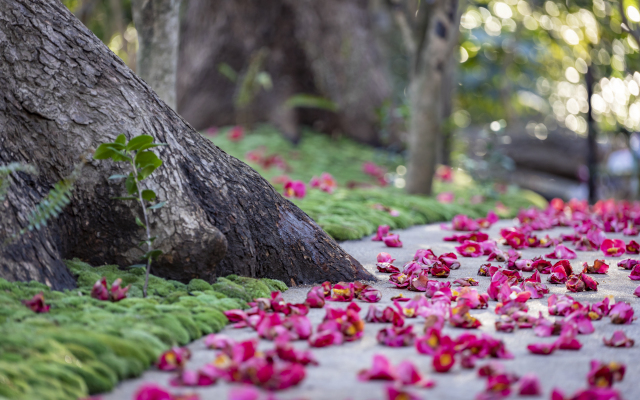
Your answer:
[103,220,639,400]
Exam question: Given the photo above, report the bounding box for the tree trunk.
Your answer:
[176,0,392,145]
[406,0,460,195]
[132,0,180,109]
[0,0,373,290]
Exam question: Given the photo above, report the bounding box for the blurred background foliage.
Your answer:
[63,0,640,225]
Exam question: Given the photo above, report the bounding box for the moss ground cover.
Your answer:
[209,125,547,240]
[0,260,286,400]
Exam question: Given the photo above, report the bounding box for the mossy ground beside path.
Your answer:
[209,126,547,240]
[0,260,286,400]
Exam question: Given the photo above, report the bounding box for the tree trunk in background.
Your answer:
[0,0,373,289]
[406,0,460,195]
[177,0,392,145]
[586,64,598,203]
[437,30,459,166]
[132,0,180,109]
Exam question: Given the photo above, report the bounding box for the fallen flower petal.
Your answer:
[430,262,450,278]
[373,225,391,241]
[22,292,50,313]
[453,277,479,287]
[308,329,344,348]
[396,360,435,388]
[227,387,260,400]
[603,330,635,347]
[617,258,640,270]
[305,286,326,308]
[626,240,640,254]
[581,273,599,291]
[359,287,382,303]
[518,373,542,396]
[432,348,456,373]
[587,360,626,388]
[330,282,355,302]
[449,304,482,329]
[157,347,191,371]
[455,240,483,257]
[384,234,403,248]
[377,325,416,347]
[629,264,640,281]
[526,342,557,355]
[600,239,626,257]
[205,334,235,350]
[545,245,577,260]
[385,385,422,400]
[532,259,553,274]
[609,302,636,324]
[283,180,306,199]
[91,277,110,301]
[358,354,397,381]
[566,275,585,293]
[583,259,609,274]
[134,384,176,400]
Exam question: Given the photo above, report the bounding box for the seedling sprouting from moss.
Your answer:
[93,134,167,297]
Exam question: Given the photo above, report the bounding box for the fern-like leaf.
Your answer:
[0,162,38,201]
[21,161,84,233]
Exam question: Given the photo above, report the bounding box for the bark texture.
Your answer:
[0,0,373,290]
[176,0,392,145]
[405,0,461,195]
[132,0,180,109]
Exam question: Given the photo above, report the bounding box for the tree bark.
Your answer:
[132,0,180,109]
[0,0,373,290]
[176,0,392,145]
[406,0,461,195]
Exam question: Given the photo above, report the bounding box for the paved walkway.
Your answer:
[104,221,638,400]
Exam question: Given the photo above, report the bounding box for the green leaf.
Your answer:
[137,236,157,247]
[108,174,128,180]
[109,147,131,162]
[125,175,138,195]
[126,135,154,151]
[93,143,116,160]
[148,201,166,210]
[138,143,168,151]
[141,189,156,201]
[138,165,157,180]
[115,134,126,145]
[135,151,162,179]
[135,151,162,170]
[111,196,137,201]
[142,249,163,260]
[129,264,147,269]
[135,217,145,228]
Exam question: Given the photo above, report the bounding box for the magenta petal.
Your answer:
[518,373,541,396]
[373,225,391,241]
[383,234,403,248]
[609,302,636,324]
[133,384,174,400]
[526,342,557,355]
[601,238,626,257]
[603,330,635,347]
[358,354,397,381]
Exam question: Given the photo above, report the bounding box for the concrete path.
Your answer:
[103,220,639,400]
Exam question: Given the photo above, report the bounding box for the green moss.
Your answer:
[231,277,271,299]
[211,278,251,302]
[187,279,212,292]
[261,278,288,293]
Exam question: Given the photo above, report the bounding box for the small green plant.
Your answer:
[93,134,167,297]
